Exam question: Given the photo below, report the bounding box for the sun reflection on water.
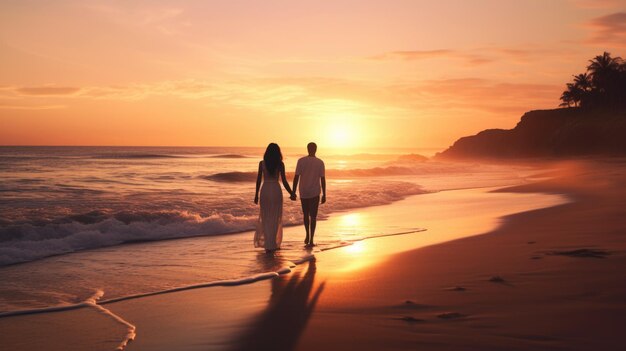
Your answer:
[341,213,361,227]
[344,240,365,254]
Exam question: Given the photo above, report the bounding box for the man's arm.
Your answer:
[292,159,301,201]
[320,176,326,204]
[320,160,326,204]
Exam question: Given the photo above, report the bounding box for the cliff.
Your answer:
[436,108,626,159]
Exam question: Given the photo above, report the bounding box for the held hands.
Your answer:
[290,192,297,201]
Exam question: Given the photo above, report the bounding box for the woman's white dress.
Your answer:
[254,162,283,250]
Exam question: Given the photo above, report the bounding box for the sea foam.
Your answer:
[0,181,426,266]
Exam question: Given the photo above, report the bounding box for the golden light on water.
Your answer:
[341,213,362,228]
[335,239,384,273]
[336,212,365,239]
[337,213,369,268]
[344,241,365,255]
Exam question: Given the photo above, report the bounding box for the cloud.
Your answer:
[16,86,82,96]
[23,79,391,119]
[369,49,493,66]
[391,78,562,115]
[370,50,453,60]
[368,46,576,66]
[570,0,624,9]
[585,12,626,48]
[4,75,562,121]
[0,86,19,99]
[0,104,66,110]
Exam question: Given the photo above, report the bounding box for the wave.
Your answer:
[397,153,429,162]
[203,160,516,183]
[91,153,184,159]
[324,153,428,161]
[0,289,135,350]
[205,171,257,182]
[0,227,426,318]
[0,181,426,266]
[208,154,250,159]
[0,211,259,265]
[204,166,421,182]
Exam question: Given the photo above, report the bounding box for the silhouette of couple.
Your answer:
[254,142,326,252]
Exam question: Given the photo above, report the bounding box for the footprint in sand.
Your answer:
[446,286,467,291]
[488,276,506,283]
[437,312,465,320]
[396,300,431,310]
[547,248,609,258]
[395,316,425,323]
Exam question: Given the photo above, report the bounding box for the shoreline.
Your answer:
[0,179,546,316]
[0,166,578,350]
[0,185,429,269]
[294,159,626,350]
[0,178,530,270]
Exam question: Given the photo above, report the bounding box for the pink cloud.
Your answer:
[16,86,81,96]
[586,12,626,48]
[570,0,624,9]
[369,49,494,66]
[391,78,562,114]
[369,50,454,60]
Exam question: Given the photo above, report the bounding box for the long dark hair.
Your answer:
[263,143,283,176]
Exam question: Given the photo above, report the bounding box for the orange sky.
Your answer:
[1,0,625,149]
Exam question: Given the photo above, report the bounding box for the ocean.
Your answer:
[0,146,533,313]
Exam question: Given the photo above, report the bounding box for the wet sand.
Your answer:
[99,182,565,351]
[295,160,626,350]
[4,160,624,350]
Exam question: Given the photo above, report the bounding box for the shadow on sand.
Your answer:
[229,257,325,351]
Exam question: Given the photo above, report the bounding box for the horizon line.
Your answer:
[0,144,446,150]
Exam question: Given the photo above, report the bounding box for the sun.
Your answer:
[321,117,364,150]
[328,124,354,148]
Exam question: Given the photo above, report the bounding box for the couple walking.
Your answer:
[254,142,326,252]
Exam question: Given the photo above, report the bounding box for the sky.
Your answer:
[1,0,625,150]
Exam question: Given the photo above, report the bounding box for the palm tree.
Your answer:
[559,89,574,107]
[587,52,621,76]
[558,52,625,109]
[619,62,626,107]
[586,52,624,106]
[587,52,622,92]
[573,73,591,91]
[559,76,589,108]
[570,73,592,107]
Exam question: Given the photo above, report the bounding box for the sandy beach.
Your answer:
[1,160,624,350]
[294,159,626,351]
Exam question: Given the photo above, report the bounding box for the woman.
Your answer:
[254,143,295,252]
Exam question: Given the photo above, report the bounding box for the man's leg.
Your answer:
[308,196,320,245]
[301,198,311,244]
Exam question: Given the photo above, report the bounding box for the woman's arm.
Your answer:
[280,162,294,196]
[291,175,299,200]
[254,161,262,204]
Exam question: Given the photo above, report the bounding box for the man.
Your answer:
[292,142,326,247]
